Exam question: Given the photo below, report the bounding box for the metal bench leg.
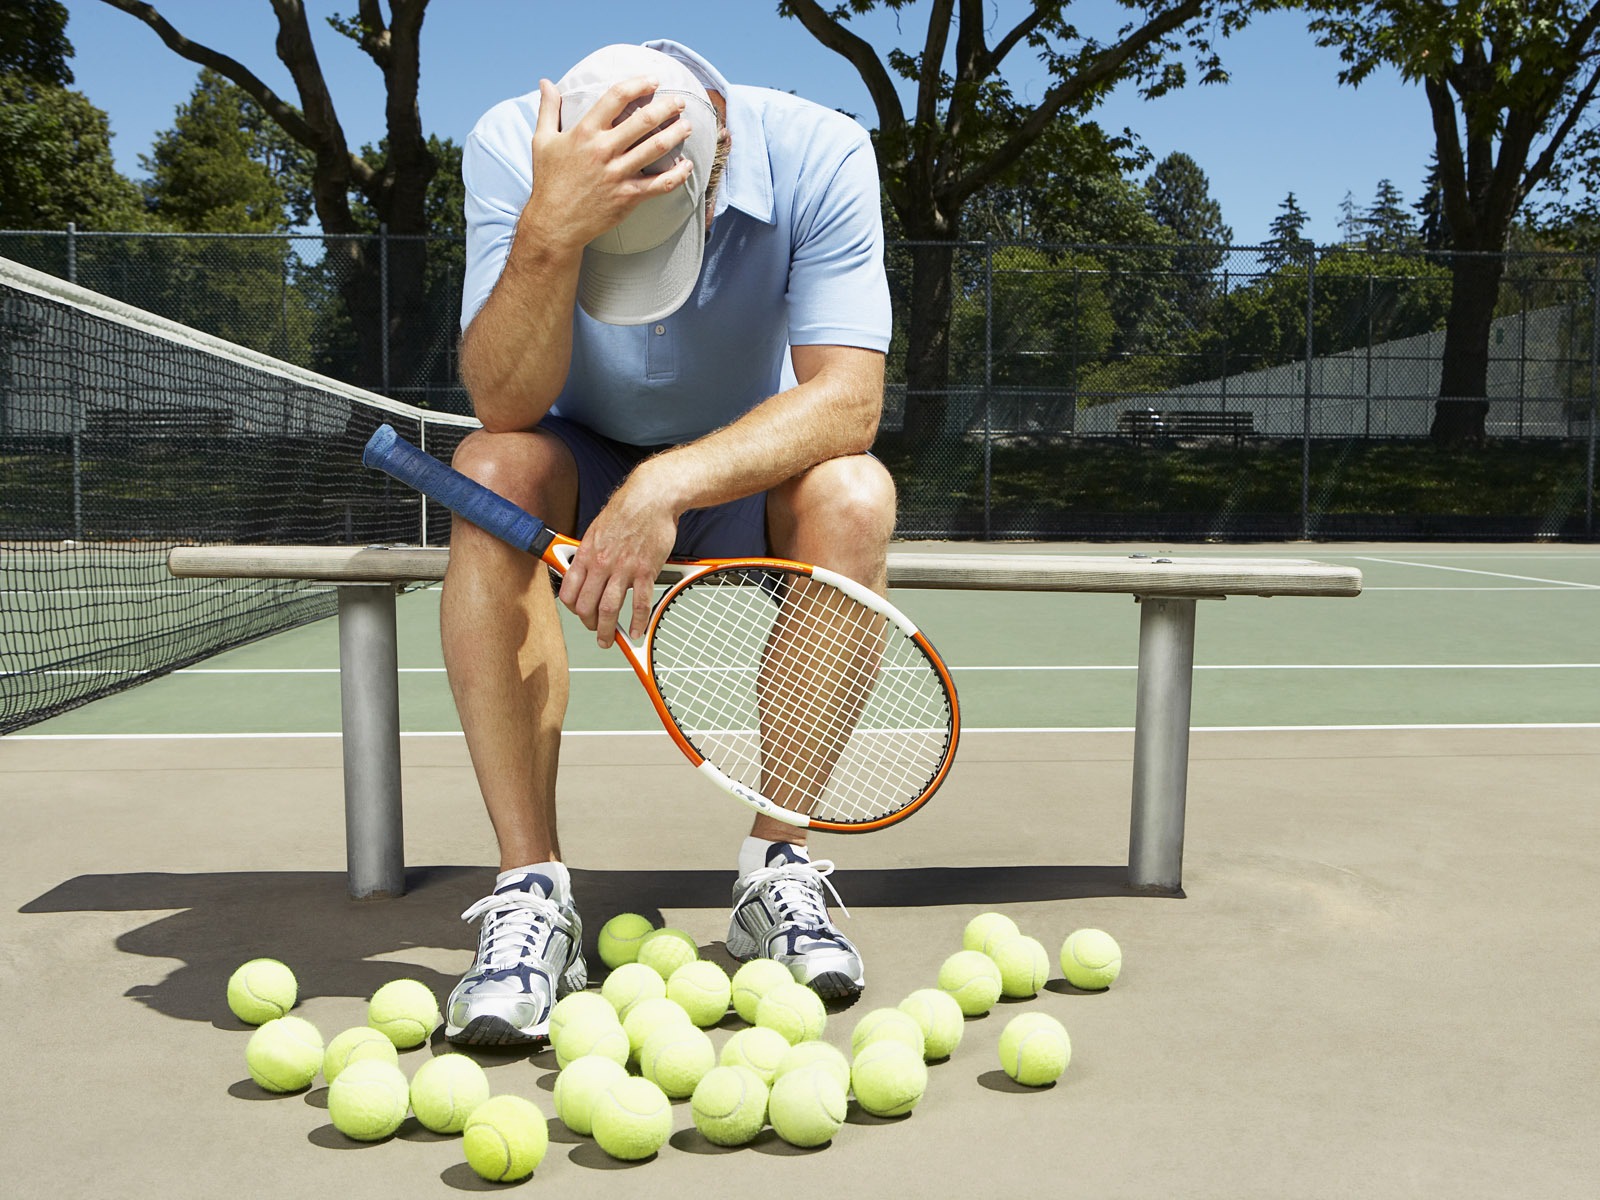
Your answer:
[1128,596,1197,894]
[337,583,406,898]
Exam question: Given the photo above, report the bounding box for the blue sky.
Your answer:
[60,0,1438,246]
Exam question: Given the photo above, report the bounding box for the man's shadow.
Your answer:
[19,862,1145,1024]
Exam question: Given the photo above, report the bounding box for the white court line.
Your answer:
[7,723,1598,741]
[1364,585,1594,591]
[1355,556,1600,589]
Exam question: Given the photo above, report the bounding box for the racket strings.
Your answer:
[648,568,953,825]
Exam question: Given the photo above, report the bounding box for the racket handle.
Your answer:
[362,425,549,553]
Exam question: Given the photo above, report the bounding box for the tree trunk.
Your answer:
[902,238,957,444]
[1432,252,1505,444]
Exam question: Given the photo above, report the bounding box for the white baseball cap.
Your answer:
[556,43,719,325]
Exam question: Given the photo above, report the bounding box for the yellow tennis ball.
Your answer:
[998,1012,1071,1086]
[962,912,1020,956]
[328,1058,410,1141]
[245,1015,324,1093]
[596,913,655,970]
[691,1065,769,1147]
[553,1011,629,1071]
[756,980,827,1045]
[636,928,699,980]
[640,1023,717,1099]
[850,1038,928,1117]
[623,995,693,1060]
[938,949,1003,1016]
[730,958,793,1023]
[600,961,667,1021]
[774,1040,851,1093]
[990,934,1051,998]
[590,1076,673,1161]
[552,1054,628,1136]
[410,1053,491,1134]
[367,978,439,1049]
[768,1064,847,1148]
[666,959,732,1027]
[548,990,617,1051]
[897,988,965,1060]
[1060,928,1123,990]
[719,1025,792,1086]
[226,957,297,1025]
[463,1094,549,1182]
[849,1007,925,1058]
[322,1025,399,1084]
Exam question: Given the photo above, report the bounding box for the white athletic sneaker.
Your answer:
[726,842,865,1002]
[445,864,587,1046]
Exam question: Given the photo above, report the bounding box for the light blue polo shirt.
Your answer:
[460,42,892,446]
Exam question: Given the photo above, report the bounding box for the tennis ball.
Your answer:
[719,1025,792,1086]
[756,980,827,1045]
[730,958,793,1023]
[850,1038,928,1117]
[938,949,1003,1016]
[639,1023,717,1099]
[897,988,965,1060]
[636,928,699,979]
[990,934,1051,998]
[997,1012,1071,1086]
[462,1094,549,1182]
[774,1040,851,1093]
[768,1064,847,1148]
[600,961,667,1021]
[623,995,693,1061]
[849,1007,926,1058]
[597,913,655,970]
[226,957,297,1025]
[691,1065,769,1147]
[1060,928,1123,990]
[367,978,440,1049]
[590,1076,673,1161]
[962,912,1020,956]
[327,1058,410,1141]
[322,1025,399,1084]
[410,1053,491,1134]
[667,959,732,1027]
[548,990,618,1050]
[553,1010,630,1070]
[552,1054,628,1136]
[245,1015,324,1093]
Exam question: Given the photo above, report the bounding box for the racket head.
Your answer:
[640,559,959,833]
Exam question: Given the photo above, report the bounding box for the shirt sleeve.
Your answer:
[459,106,536,332]
[785,132,892,352]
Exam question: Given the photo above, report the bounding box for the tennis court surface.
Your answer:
[2,541,1595,1197]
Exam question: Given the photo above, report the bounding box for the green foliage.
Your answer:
[0,77,145,229]
[0,0,72,86]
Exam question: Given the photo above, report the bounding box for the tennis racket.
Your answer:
[363,424,959,833]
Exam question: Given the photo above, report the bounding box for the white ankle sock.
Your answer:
[497,860,570,897]
[739,836,807,878]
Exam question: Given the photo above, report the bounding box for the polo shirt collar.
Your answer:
[643,38,775,226]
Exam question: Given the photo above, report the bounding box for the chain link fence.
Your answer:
[3,228,1595,540]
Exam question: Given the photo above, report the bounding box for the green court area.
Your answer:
[14,543,1598,738]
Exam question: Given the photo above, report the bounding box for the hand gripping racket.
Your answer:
[363,425,959,833]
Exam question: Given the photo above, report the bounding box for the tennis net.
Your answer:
[0,255,478,733]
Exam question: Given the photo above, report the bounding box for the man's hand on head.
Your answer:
[557,464,681,650]
[522,76,696,254]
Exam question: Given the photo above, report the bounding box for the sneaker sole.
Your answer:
[806,969,864,1004]
[446,1014,549,1048]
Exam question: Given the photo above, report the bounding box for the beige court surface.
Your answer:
[2,725,1597,1198]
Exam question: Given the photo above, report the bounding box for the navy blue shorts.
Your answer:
[536,413,769,558]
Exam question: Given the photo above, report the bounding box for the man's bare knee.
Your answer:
[771,456,896,563]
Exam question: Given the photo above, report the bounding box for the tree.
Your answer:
[780,0,1260,442]
[0,0,73,86]
[97,0,439,394]
[1310,0,1600,444]
[1361,178,1417,250]
[1146,151,1231,245]
[0,77,144,229]
[1265,191,1310,268]
[1414,152,1450,251]
[1338,190,1361,244]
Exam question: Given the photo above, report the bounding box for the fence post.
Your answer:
[379,222,391,396]
[66,222,82,540]
[1302,248,1316,539]
[983,238,993,540]
[1587,252,1598,538]
[66,221,76,284]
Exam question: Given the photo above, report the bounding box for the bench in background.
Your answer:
[1117,409,1256,442]
[167,545,1361,900]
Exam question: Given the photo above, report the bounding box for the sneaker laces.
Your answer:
[735,858,851,930]
[460,892,569,972]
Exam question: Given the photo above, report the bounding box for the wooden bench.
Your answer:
[1118,409,1255,442]
[166,545,1361,900]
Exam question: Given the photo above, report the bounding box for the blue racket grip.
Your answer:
[362,425,549,554]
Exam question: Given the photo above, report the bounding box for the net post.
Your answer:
[337,582,407,898]
[1127,595,1196,894]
